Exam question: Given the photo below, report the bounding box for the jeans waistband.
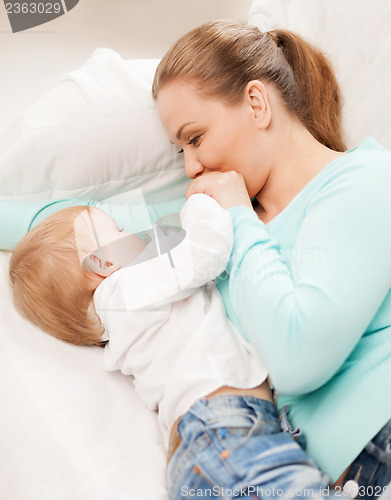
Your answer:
[177,395,279,440]
[167,395,278,464]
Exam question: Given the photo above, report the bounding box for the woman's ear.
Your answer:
[244,80,272,130]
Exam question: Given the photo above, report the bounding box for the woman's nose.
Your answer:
[184,151,205,179]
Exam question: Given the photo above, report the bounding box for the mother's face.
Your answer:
[156,80,271,198]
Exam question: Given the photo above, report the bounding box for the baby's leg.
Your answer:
[166,395,340,499]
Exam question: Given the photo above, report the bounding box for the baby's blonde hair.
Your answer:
[9,206,105,346]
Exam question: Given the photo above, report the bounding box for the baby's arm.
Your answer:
[112,193,233,311]
[175,193,233,289]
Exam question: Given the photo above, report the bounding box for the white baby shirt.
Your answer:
[93,194,268,432]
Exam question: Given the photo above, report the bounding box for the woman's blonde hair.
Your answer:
[9,206,105,347]
[152,20,346,152]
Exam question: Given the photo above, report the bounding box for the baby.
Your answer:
[9,193,340,499]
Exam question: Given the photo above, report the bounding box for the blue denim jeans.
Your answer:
[340,418,391,499]
[166,395,340,499]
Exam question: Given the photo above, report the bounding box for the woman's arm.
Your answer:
[0,196,185,251]
[225,162,391,395]
[0,199,90,251]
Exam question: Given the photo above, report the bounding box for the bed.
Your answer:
[1,1,390,498]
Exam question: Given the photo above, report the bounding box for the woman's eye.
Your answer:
[187,135,201,147]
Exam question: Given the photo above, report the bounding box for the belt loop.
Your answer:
[279,405,293,433]
[188,399,218,425]
[279,405,307,449]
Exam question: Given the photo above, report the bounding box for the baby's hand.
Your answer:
[185,171,253,210]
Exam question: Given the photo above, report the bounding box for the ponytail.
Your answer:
[269,29,345,151]
[153,21,346,152]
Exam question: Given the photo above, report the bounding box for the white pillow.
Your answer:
[0,49,188,203]
[249,0,391,150]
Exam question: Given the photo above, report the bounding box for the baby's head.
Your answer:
[9,206,139,347]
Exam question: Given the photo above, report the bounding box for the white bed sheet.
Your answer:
[0,250,169,500]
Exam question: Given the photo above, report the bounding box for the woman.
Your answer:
[152,20,391,498]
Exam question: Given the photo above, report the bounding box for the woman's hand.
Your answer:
[185,171,253,210]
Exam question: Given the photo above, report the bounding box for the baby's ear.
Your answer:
[82,253,116,277]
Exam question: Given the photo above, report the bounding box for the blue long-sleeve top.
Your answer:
[0,196,186,251]
[1,137,390,481]
[216,137,391,480]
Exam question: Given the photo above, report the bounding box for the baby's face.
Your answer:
[74,208,130,264]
